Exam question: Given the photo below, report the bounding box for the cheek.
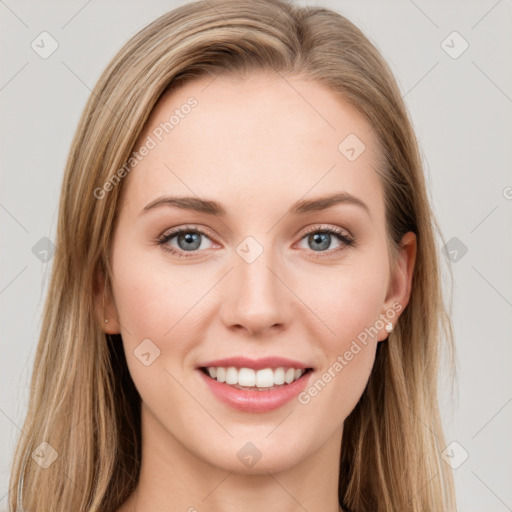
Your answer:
[292,260,387,416]
[110,238,223,399]
[109,246,203,416]
[297,259,387,350]
[111,237,204,339]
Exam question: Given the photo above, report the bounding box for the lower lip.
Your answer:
[197,369,312,413]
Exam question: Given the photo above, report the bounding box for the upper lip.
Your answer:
[198,356,312,371]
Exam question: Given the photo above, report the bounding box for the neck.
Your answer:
[118,402,344,512]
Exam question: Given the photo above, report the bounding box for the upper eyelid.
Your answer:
[160,224,352,239]
[161,224,215,238]
[301,224,352,237]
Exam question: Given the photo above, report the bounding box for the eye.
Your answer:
[157,225,215,258]
[156,224,355,259]
[297,225,354,257]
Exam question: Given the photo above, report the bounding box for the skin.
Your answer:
[96,72,416,512]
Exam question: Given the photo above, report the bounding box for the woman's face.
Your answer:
[101,72,415,474]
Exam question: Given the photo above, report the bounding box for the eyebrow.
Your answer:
[141,192,370,217]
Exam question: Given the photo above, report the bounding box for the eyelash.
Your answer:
[156,224,355,259]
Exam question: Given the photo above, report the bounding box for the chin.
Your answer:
[196,433,312,475]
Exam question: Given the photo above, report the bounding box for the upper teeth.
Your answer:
[206,367,306,388]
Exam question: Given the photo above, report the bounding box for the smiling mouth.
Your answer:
[200,366,314,391]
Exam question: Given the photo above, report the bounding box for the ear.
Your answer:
[378,231,417,341]
[93,266,121,335]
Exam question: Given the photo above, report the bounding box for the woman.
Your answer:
[8,0,457,510]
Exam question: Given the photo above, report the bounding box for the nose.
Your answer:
[220,244,290,337]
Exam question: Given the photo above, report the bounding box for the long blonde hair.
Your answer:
[8,1,457,510]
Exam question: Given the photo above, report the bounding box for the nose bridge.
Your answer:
[222,234,287,335]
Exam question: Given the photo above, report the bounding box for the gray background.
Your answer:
[1,0,511,510]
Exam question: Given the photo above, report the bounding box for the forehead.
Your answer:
[119,73,383,221]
